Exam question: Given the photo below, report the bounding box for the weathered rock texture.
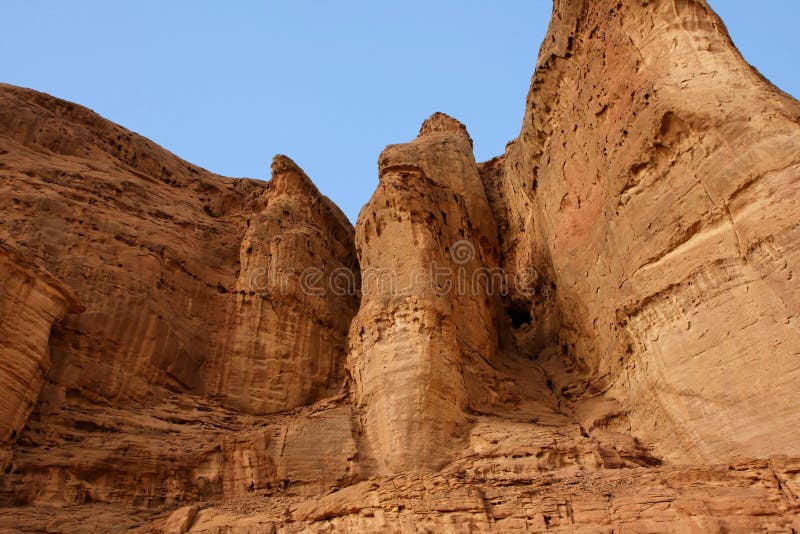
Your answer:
[208,154,359,414]
[348,113,505,475]
[0,83,358,510]
[0,242,80,470]
[1,0,800,532]
[500,0,800,465]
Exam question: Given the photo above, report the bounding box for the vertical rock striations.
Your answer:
[1,0,800,530]
[0,84,359,508]
[348,113,503,474]
[210,155,359,414]
[0,243,80,470]
[0,82,263,405]
[0,82,358,417]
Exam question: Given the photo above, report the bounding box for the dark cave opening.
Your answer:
[507,301,532,329]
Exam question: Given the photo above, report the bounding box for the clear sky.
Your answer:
[2,1,798,222]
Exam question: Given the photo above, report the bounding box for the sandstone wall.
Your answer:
[502,0,800,462]
[348,113,503,474]
[0,84,357,415]
[1,0,800,531]
[205,155,359,414]
[0,243,79,470]
[0,84,358,507]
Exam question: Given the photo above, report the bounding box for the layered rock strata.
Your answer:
[0,0,799,531]
[0,242,80,470]
[347,113,505,474]
[500,0,800,463]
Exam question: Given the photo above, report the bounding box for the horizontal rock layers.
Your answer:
[0,0,799,531]
[3,395,357,508]
[500,0,800,464]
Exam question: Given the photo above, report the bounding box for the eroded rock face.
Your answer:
[206,155,359,414]
[0,84,359,508]
[348,113,503,474]
[0,0,800,531]
[0,83,262,404]
[500,0,800,463]
[0,85,356,418]
[3,395,357,508]
[0,243,80,470]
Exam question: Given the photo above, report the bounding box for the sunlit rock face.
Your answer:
[501,0,800,464]
[347,113,504,474]
[1,0,800,531]
[0,83,359,509]
[212,154,359,415]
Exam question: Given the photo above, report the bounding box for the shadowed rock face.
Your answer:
[1,1,800,531]
[0,243,81,470]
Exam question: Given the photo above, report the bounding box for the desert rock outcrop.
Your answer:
[0,242,80,470]
[1,0,800,531]
[348,113,504,474]
[0,84,358,509]
[500,0,800,464]
[208,154,359,414]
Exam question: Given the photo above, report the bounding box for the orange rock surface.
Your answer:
[502,0,800,464]
[1,1,799,532]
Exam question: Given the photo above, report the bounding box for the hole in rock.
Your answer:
[508,301,532,329]
[74,421,99,432]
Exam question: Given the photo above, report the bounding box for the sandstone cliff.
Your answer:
[500,0,800,464]
[0,242,81,470]
[0,84,359,510]
[1,0,799,532]
[348,112,505,475]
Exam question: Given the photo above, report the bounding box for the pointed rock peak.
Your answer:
[418,112,473,147]
[269,154,320,197]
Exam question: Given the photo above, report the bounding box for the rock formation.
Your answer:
[348,113,505,475]
[0,242,81,470]
[210,154,359,415]
[1,0,799,532]
[0,84,359,510]
[501,0,800,464]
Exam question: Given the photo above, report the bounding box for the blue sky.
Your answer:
[2,1,798,222]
